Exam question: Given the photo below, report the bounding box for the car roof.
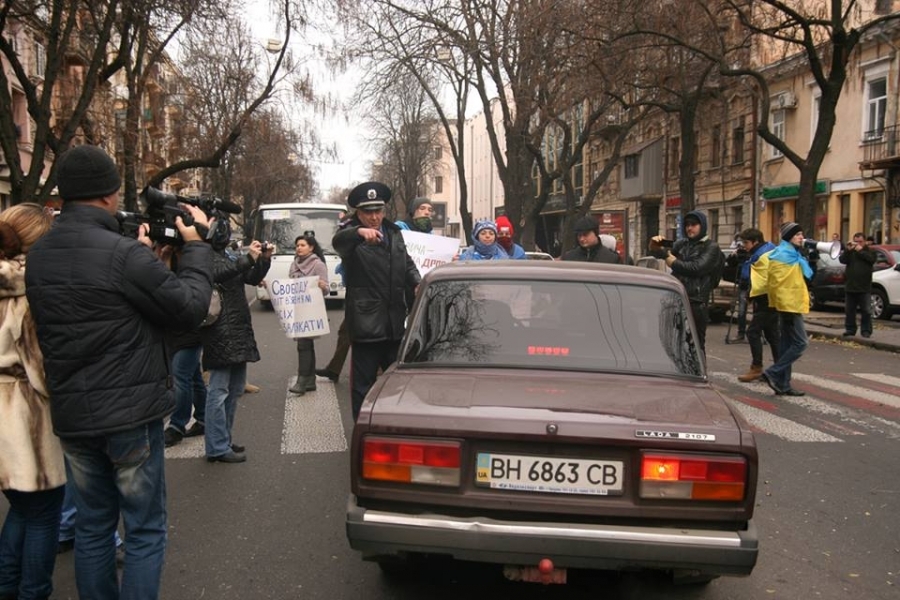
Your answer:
[257,202,346,210]
[425,261,685,294]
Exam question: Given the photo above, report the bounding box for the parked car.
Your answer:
[524,251,554,260]
[871,263,900,319]
[346,261,759,586]
[808,245,900,309]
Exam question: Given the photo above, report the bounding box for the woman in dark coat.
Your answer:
[200,222,271,463]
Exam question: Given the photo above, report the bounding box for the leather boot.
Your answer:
[289,339,315,395]
[304,343,317,391]
[738,365,763,382]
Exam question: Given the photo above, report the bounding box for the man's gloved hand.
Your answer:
[665,252,677,267]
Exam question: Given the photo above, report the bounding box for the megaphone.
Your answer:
[803,238,841,260]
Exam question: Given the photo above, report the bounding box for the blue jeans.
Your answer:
[61,421,167,600]
[59,476,123,547]
[764,313,808,392]
[169,345,206,433]
[205,364,247,457]
[844,291,872,336]
[0,486,65,600]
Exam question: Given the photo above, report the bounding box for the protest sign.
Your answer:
[267,276,331,338]
[401,230,459,277]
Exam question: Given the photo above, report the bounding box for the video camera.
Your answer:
[116,187,242,246]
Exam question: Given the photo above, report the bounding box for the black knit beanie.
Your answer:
[56,145,122,201]
[780,222,803,242]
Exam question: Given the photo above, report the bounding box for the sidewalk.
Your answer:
[804,314,900,353]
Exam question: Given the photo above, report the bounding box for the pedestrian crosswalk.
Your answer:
[710,371,900,443]
[164,375,346,460]
[165,371,900,460]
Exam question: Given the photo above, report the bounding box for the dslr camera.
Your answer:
[117,187,242,246]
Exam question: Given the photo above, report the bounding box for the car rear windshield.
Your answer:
[402,280,703,377]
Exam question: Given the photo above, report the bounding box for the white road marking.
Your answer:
[724,400,842,443]
[851,372,900,391]
[281,377,348,454]
[164,434,205,459]
[713,372,900,439]
[791,372,900,409]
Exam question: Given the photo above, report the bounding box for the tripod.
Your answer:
[724,280,746,344]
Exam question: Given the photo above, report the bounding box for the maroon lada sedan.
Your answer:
[346,261,758,586]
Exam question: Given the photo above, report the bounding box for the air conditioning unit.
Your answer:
[776,92,797,110]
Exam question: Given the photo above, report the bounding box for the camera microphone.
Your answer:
[207,198,243,215]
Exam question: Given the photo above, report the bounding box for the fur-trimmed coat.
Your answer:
[0,256,65,492]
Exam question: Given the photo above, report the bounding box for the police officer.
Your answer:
[333,182,421,420]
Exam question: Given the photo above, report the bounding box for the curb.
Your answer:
[806,324,900,354]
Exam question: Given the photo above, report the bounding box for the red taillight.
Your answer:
[640,453,747,501]
[527,346,571,356]
[362,437,461,486]
[825,274,845,284]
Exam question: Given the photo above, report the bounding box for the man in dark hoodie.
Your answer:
[395,197,434,233]
[562,216,620,263]
[651,210,723,354]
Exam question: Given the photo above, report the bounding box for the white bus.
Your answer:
[248,202,346,305]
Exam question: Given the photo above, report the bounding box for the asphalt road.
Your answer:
[4,298,899,599]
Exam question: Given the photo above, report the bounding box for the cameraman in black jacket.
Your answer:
[650,210,723,355]
[25,144,212,599]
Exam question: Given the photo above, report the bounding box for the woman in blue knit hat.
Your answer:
[459,220,509,261]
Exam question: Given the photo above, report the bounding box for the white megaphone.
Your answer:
[803,238,841,260]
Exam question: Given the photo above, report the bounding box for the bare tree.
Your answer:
[361,71,441,220]
[0,0,131,204]
[336,0,477,240]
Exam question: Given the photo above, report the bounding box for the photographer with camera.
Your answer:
[839,232,876,338]
[25,144,213,600]
[200,221,272,464]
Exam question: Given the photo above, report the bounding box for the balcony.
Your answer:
[860,125,900,170]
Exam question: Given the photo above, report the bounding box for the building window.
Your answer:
[711,126,721,168]
[770,110,785,158]
[731,118,744,164]
[876,0,892,14]
[815,197,828,241]
[624,154,640,179]
[864,191,884,243]
[434,176,443,194]
[708,208,719,243]
[32,41,46,78]
[840,194,850,242]
[434,146,442,159]
[865,78,887,140]
[731,206,743,237]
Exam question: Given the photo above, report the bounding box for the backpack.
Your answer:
[709,244,726,290]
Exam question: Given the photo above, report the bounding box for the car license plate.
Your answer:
[476,453,624,496]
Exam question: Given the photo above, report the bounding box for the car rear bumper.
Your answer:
[346,495,758,576]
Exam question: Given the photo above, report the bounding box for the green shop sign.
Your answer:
[762,180,828,200]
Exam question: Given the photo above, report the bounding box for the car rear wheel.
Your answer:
[374,554,426,580]
[871,288,893,320]
[671,569,719,585]
[808,288,824,310]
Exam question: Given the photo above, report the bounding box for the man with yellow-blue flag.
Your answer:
[756,222,813,397]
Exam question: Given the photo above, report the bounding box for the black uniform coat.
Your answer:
[201,250,270,369]
[839,245,877,293]
[333,219,420,344]
[25,203,212,438]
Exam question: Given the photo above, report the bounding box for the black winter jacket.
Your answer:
[200,250,270,369]
[25,203,212,438]
[333,220,420,343]
[561,243,619,263]
[669,211,722,304]
[839,245,876,293]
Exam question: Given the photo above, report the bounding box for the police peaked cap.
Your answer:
[348,181,392,210]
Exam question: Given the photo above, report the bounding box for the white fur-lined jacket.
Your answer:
[0,256,65,491]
